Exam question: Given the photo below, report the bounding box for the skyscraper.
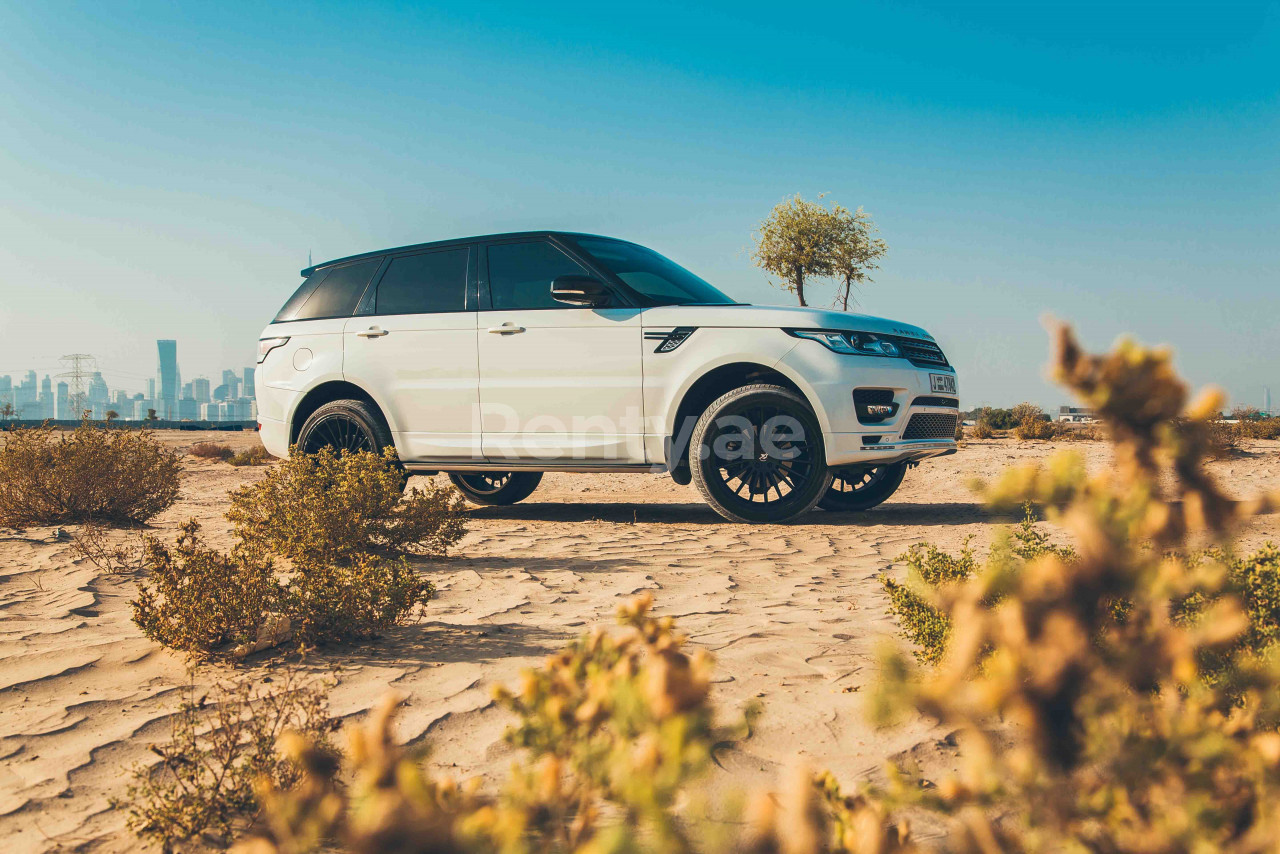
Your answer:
[1266,387,1273,417]
[156,339,178,419]
[193,377,211,404]
[242,367,255,399]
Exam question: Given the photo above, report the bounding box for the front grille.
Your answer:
[901,412,958,441]
[884,335,950,369]
[912,396,959,408]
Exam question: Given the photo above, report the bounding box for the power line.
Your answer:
[56,354,97,418]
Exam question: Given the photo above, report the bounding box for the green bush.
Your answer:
[882,506,1073,665]
[226,446,466,563]
[132,520,283,660]
[131,520,434,659]
[117,675,333,847]
[0,423,181,526]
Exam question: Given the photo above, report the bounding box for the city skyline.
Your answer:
[0,340,257,422]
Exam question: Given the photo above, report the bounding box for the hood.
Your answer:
[640,304,936,341]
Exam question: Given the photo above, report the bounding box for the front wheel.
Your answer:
[689,384,831,524]
[448,472,543,506]
[818,462,907,512]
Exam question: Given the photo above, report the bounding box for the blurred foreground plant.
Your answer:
[116,674,335,848]
[868,325,1280,850]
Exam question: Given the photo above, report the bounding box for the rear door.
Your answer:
[342,245,480,461]
[476,238,645,463]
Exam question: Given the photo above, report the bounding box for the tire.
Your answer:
[448,471,543,506]
[296,399,395,456]
[819,462,907,512]
[689,384,831,524]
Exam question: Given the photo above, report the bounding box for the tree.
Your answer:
[751,194,889,309]
[751,194,841,307]
[829,205,887,310]
[105,410,119,423]
[0,402,14,421]
[146,408,158,422]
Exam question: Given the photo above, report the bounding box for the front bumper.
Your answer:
[776,343,958,467]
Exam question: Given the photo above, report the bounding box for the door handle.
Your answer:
[487,323,526,334]
[355,327,389,338]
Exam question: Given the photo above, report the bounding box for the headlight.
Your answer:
[257,336,290,363]
[788,329,901,357]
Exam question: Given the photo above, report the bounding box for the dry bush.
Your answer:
[238,596,869,854]
[968,418,995,439]
[1205,418,1241,458]
[132,520,284,660]
[0,423,180,526]
[862,326,1280,851]
[131,520,434,660]
[226,447,466,564]
[1009,401,1043,424]
[71,521,146,574]
[1236,416,1280,441]
[882,507,1073,665]
[229,445,274,467]
[287,554,434,648]
[190,441,235,461]
[116,675,334,848]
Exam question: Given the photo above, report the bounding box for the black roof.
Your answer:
[300,231,622,277]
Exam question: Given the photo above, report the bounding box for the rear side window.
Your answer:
[486,241,589,310]
[375,248,469,314]
[275,258,382,322]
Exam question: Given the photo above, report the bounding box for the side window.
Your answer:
[375,248,469,315]
[486,241,590,310]
[274,269,330,322]
[290,258,382,321]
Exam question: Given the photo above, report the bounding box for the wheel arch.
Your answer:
[288,380,393,446]
[664,360,825,472]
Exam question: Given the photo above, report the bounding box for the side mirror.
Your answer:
[551,275,610,307]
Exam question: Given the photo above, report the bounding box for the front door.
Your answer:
[342,245,480,461]
[477,239,644,464]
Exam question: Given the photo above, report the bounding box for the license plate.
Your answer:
[930,373,957,395]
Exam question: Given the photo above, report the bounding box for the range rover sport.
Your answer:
[256,232,958,524]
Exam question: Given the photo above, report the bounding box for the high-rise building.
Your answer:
[221,369,241,401]
[39,375,53,419]
[55,381,70,419]
[1266,387,1273,417]
[193,377,211,404]
[242,367,255,399]
[156,339,179,420]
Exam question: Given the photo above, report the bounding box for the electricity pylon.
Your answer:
[56,353,97,419]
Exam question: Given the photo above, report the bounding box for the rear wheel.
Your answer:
[295,399,405,487]
[448,471,543,506]
[818,462,906,512]
[689,384,831,524]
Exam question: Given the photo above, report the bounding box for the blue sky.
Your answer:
[1,1,1277,408]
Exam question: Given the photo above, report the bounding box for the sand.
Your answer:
[2,432,1278,852]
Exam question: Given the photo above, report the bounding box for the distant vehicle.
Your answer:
[255,232,957,523]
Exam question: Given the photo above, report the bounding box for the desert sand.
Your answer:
[2,432,1278,852]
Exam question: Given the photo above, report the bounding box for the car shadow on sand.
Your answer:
[464,500,1004,528]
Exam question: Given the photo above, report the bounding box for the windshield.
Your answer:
[572,238,736,306]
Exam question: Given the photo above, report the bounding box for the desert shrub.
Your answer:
[226,446,466,563]
[969,417,995,439]
[239,596,846,854]
[1013,416,1055,440]
[1236,416,1280,441]
[953,420,964,441]
[861,326,1280,850]
[1009,401,1044,424]
[1204,417,1240,458]
[0,423,180,526]
[71,521,146,574]
[882,507,1073,665]
[132,520,284,660]
[287,554,434,647]
[117,675,334,848]
[132,521,433,659]
[189,441,235,461]
[229,445,274,467]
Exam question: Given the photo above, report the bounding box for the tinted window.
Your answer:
[486,241,590,310]
[376,249,469,314]
[572,238,735,306]
[274,269,330,322]
[290,258,382,321]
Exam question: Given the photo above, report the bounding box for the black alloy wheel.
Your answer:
[689,384,831,523]
[818,462,907,512]
[448,471,543,506]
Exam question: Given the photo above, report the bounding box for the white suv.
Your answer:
[256,232,957,523]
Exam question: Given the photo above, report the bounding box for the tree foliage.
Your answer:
[751,194,886,308]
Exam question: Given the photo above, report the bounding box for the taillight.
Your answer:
[257,336,289,364]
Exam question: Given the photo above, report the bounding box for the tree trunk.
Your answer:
[795,270,807,307]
